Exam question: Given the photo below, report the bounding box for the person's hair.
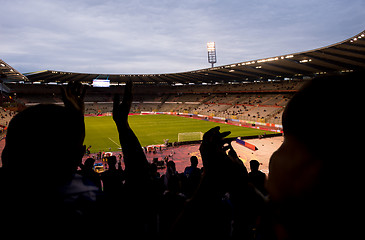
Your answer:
[282,72,362,160]
[2,104,85,179]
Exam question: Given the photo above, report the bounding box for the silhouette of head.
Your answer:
[167,160,176,172]
[190,156,198,167]
[249,160,260,172]
[84,158,95,170]
[107,156,117,169]
[2,104,85,183]
[267,72,363,239]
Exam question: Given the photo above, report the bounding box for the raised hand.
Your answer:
[113,80,133,128]
[61,81,87,115]
[199,126,231,172]
[199,126,249,195]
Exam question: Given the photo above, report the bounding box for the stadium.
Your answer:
[1,30,365,170]
[0,29,364,238]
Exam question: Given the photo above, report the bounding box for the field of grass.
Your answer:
[84,114,272,153]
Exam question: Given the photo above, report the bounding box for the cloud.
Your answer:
[1,0,365,74]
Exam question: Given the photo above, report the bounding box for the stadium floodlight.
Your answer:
[207,42,217,68]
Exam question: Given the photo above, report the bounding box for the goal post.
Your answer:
[177,132,204,142]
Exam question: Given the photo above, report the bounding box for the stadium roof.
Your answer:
[5,30,365,85]
[0,59,28,83]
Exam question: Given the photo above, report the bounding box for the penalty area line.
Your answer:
[107,137,122,149]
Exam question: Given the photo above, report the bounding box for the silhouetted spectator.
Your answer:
[79,157,102,189]
[183,156,201,198]
[183,156,200,177]
[248,159,267,196]
[163,160,178,190]
[150,162,161,179]
[100,155,124,195]
[159,172,186,237]
[112,80,156,237]
[0,82,101,238]
[172,127,265,239]
[266,72,363,240]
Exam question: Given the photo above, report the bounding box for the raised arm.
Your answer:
[172,127,250,238]
[112,80,150,184]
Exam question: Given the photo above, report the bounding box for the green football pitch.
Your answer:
[84,114,272,153]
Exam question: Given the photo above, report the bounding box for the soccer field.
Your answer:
[84,114,272,153]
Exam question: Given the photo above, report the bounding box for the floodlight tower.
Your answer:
[207,42,217,68]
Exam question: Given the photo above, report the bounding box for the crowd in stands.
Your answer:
[9,79,303,124]
[0,107,15,131]
[0,72,362,239]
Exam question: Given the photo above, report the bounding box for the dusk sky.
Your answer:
[1,0,364,74]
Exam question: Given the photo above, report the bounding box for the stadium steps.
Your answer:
[261,94,281,105]
[265,107,284,123]
[276,97,288,106]
[156,94,171,111]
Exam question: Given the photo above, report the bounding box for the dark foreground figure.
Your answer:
[0,72,363,239]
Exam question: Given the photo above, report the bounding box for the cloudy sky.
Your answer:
[1,0,364,74]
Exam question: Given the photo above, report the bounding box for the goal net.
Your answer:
[177,132,204,142]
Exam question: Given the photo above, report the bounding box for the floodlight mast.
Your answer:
[207,42,217,68]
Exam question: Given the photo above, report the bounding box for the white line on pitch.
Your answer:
[108,137,121,148]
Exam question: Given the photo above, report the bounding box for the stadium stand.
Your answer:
[6,80,303,124]
[0,30,364,239]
